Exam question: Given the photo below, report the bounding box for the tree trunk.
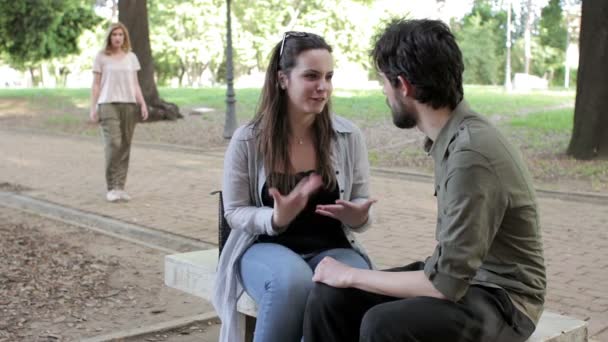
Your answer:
[567,1,608,159]
[223,0,237,139]
[118,0,182,121]
[524,0,533,74]
[504,0,513,92]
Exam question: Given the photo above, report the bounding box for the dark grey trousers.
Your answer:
[304,262,535,342]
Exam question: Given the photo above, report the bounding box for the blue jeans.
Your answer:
[239,243,370,342]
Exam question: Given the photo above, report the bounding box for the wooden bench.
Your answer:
[165,248,589,342]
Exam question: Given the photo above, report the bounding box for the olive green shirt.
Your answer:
[423,100,546,325]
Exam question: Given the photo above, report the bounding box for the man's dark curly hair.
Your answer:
[371,18,464,110]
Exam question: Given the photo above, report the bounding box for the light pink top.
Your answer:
[93,51,141,104]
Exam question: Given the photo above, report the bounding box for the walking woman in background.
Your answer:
[213,31,376,342]
[89,22,148,202]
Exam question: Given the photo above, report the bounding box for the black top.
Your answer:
[257,171,350,254]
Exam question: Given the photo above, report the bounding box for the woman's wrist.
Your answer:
[352,214,369,228]
[271,214,287,232]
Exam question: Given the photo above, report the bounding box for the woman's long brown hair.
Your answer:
[103,22,131,55]
[251,32,336,194]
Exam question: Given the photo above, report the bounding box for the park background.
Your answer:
[1,0,605,195]
[1,1,607,341]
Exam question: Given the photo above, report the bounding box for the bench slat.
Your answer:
[164,248,257,316]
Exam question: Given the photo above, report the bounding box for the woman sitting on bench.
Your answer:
[213,31,376,342]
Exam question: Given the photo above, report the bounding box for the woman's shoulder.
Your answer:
[94,50,107,60]
[331,115,361,135]
[231,123,258,141]
[127,51,140,63]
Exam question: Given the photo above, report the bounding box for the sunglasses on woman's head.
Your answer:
[280,31,308,56]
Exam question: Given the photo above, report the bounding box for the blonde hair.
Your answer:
[103,22,131,55]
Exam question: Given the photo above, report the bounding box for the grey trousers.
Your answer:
[98,103,138,191]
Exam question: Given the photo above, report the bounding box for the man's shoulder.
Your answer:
[451,114,504,155]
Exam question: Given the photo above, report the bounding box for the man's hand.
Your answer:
[269,173,322,229]
[312,256,355,288]
[316,198,377,227]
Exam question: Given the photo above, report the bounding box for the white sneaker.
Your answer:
[106,190,121,202]
[116,190,131,201]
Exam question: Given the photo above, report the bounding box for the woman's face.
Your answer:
[110,28,125,50]
[281,49,333,117]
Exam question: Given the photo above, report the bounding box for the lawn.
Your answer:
[1,86,606,193]
[0,86,575,122]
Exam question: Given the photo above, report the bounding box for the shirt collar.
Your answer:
[426,100,470,161]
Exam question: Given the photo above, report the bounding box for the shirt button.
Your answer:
[340,189,344,193]
[336,170,340,175]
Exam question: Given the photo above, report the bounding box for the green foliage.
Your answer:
[0,0,100,68]
[231,0,376,70]
[455,13,503,84]
[148,0,226,86]
[552,65,577,88]
[539,0,568,50]
[146,0,380,86]
[533,0,568,85]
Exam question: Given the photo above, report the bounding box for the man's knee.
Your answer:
[360,303,420,342]
[306,283,349,313]
[360,305,390,341]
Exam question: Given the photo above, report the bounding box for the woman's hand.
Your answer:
[269,173,322,229]
[316,198,377,228]
[140,104,149,121]
[89,108,98,123]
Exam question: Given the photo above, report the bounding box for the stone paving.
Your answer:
[1,129,607,340]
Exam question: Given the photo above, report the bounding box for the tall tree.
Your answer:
[567,1,608,159]
[505,0,513,90]
[0,0,99,84]
[147,0,225,87]
[224,0,237,139]
[118,0,181,121]
[538,0,568,84]
[456,0,506,85]
[523,0,533,74]
[539,0,568,49]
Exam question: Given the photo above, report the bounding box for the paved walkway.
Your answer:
[1,129,607,340]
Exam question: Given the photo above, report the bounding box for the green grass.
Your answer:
[0,86,575,123]
[509,108,574,133]
[0,88,90,99]
[156,86,575,122]
[465,86,574,118]
[159,88,261,120]
[45,114,82,125]
[1,86,605,192]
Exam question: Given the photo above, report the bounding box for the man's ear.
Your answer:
[397,75,413,98]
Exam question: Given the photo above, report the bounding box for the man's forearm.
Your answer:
[349,269,447,300]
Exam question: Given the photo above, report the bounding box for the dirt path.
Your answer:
[0,207,214,342]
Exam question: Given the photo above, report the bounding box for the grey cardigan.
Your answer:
[212,115,374,342]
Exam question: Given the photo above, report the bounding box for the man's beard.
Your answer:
[388,97,417,129]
